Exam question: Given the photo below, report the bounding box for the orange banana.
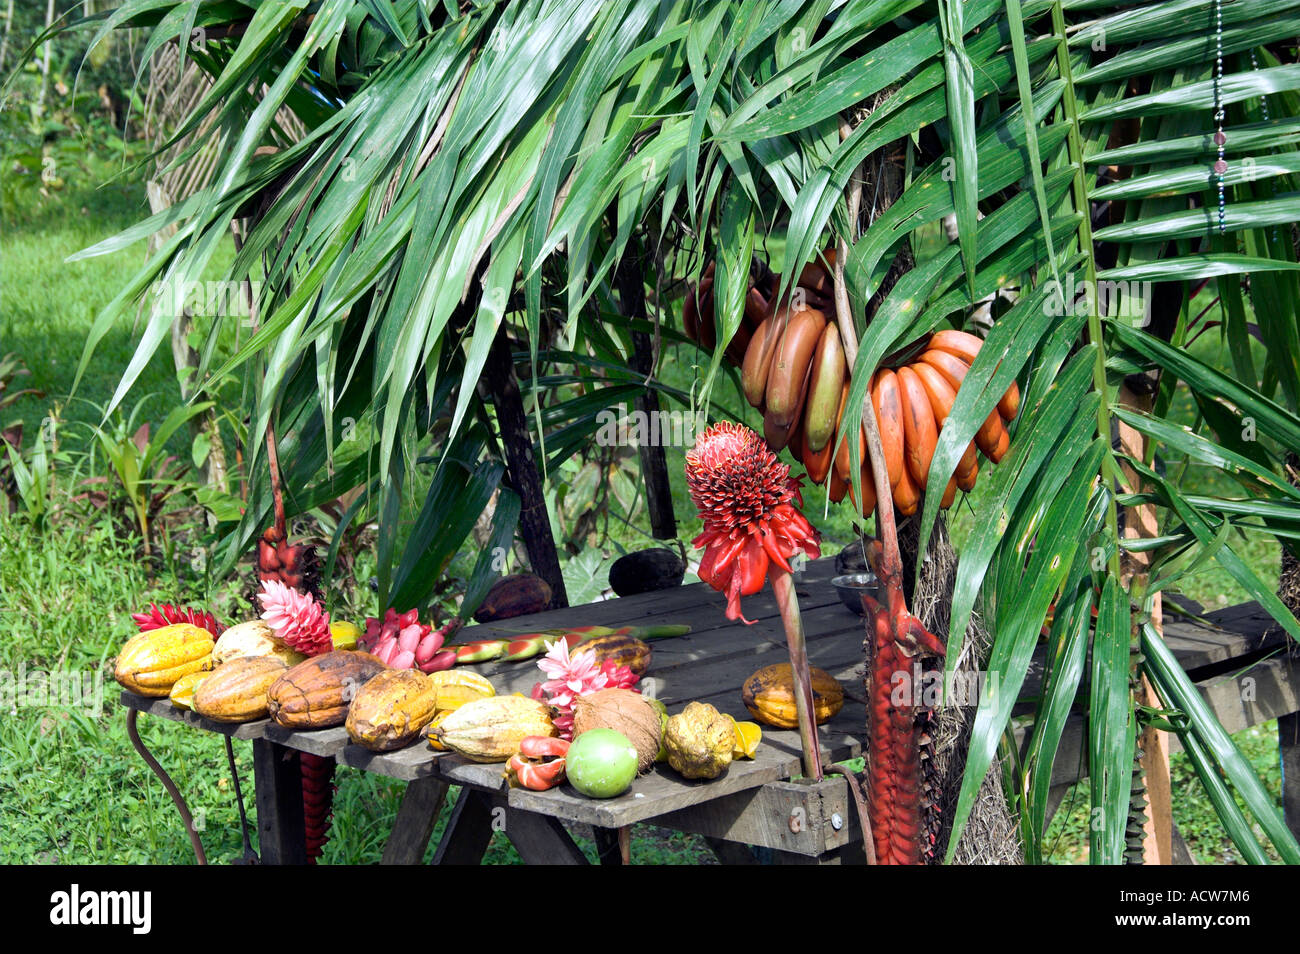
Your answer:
[800,415,834,485]
[896,365,939,489]
[892,464,920,517]
[871,369,906,488]
[928,329,983,365]
[957,458,979,492]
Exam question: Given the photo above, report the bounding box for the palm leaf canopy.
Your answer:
[42,0,1300,862]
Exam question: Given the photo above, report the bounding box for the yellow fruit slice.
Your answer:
[433,684,494,712]
[330,620,361,650]
[169,670,214,710]
[425,710,453,750]
[727,716,762,759]
[427,670,495,697]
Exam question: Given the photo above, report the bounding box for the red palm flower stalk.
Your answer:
[860,538,946,865]
[686,422,825,779]
[685,422,821,624]
[132,603,223,638]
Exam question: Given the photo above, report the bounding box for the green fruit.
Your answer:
[567,728,639,799]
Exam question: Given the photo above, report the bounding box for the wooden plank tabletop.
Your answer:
[120,555,1296,829]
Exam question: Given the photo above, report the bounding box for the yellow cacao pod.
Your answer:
[346,669,440,752]
[427,670,495,697]
[267,650,387,729]
[193,656,287,723]
[741,663,844,729]
[429,695,556,762]
[212,620,306,667]
[115,624,215,697]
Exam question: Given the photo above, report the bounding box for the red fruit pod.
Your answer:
[419,650,458,673]
[415,631,444,665]
[519,735,570,759]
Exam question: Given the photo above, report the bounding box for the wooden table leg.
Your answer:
[594,826,631,865]
[502,805,589,865]
[381,777,450,865]
[432,788,497,865]
[705,837,759,865]
[1280,711,1300,841]
[252,738,306,865]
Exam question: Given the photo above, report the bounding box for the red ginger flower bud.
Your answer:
[685,422,821,623]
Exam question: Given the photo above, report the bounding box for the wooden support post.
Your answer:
[1280,711,1300,841]
[432,787,497,865]
[484,328,569,609]
[616,251,677,540]
[594,826,632,864]
[503,806,590,865]
[381,777,450,865]
[252,739,307,865]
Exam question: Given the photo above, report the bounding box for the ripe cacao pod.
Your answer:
[473,573,552,622]
[346,669,440,752]
[741,663,844,729]
[580,633,652,676]
[212,619,305,667]
[267,650,387,729]
[193,656,288,723]
[428,695,556,762]
[115,624,215,697]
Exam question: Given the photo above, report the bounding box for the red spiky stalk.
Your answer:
[861,539,945,864]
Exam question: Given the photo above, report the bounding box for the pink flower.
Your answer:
[258,579,333,656]
[532,639,639,739]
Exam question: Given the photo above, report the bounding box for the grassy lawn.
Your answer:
[0,168,1290,865]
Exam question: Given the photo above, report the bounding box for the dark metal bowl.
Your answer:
[831,572,879,616]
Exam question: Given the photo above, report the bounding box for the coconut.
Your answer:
[572,688,662,774]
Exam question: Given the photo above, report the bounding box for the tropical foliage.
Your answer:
[30,0,1300,863]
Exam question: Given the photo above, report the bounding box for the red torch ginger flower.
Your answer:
[258,579,334,656]
[686,422,821,623]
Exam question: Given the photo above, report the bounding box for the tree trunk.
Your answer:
[484,327,569,609]
[0,0,16,77]
[615,248,676,540]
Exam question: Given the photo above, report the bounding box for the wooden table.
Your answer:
[120,557,1300,864]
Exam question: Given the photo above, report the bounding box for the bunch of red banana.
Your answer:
[681,253,836,369]
[505,736,570,791]
[361,608,459,672]
[755,325,1020,519]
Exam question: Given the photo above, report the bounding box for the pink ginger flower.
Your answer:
[258,579,333,657]
[531,639,639,739]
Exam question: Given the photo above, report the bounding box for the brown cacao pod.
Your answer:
[580,633,652,676]
[473,573,552,622]
[114,624,215,697]
[346,669,440,751]
[267,650,387,729]
[193,656,287,723]
[741,663,844,729]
